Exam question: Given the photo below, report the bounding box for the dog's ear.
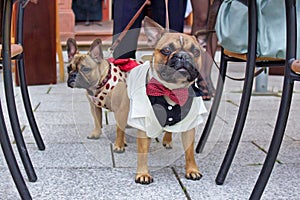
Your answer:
[143,16,165,47]
[66,38,78,62]
[89,39,104,63]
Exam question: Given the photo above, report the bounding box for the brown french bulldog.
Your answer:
[66,38,129,153]
[66,16,206,184]
[129,17,206,184]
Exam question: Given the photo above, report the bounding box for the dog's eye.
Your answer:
[81,66,91,73]
[192,48,201,57]
[160,47,172,56]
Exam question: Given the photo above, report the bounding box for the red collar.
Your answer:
[96,65,111,90]
[107,58,140,72]
[96,58,140,90]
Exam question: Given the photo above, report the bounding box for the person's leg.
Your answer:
[112,0,145,59]
[168,0,187,33]
[150,0,187,33]
[0,0,2,42]
[204,32,218,96]
[191,0,217,100]
[191,0,209,35]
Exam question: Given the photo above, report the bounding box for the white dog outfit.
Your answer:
[127,61,207,138]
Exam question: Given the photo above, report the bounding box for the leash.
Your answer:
[164,0,169,32]
[109,0,150,55]
[210,54,265,81]
[109,0,171,56]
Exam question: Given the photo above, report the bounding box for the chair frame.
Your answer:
[196,0,285,185]
[0,0,46,198]
[196,0,299,198]
[250,0,299,198]
[15,0,45,151]
[3,0,38,183]
[1,1,32,199]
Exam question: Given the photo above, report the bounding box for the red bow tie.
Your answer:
[146,78,189,106]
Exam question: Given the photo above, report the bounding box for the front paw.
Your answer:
[87,130,102,139]
[162,132,172,149]
[113,145,125,153]
[162,141,172,149]
[135,173,153,184]
[185,170,202,181]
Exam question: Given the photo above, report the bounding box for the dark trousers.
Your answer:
[0,0,3,42]
[112,0,187,59]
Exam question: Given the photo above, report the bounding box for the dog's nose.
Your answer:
[67,72,77,88]
[69,72,76,79]
[173,51,190,60]
[171,52,193,69]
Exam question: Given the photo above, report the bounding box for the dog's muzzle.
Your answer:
[167,52,199,81]
[67,72,76,88]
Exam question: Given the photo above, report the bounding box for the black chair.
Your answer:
[14,0,45,152]
[0,0,46,199]
[196,0,285,186]
[250,0,299,199]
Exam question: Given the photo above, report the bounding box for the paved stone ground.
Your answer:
[0,52,300,200]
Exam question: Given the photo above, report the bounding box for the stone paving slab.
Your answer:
[176,163,300,200]
[174,141,266,169]
[253,140,300,165]
[1,167,187,200]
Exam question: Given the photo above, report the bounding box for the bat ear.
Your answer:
[89,39,104,63]
[66,38,78,62]
[143,16,165,47]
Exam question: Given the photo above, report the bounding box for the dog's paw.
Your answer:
[162,141,172,149]
[113,145,125,153]
[87,130,101,140]
[87,135,100,139]
[135,173,153,185]
[162,132,172,149]
[185,170,202,181]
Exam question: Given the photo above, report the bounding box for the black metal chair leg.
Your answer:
[0,102,32,200]
[3,0,37,182]
[250,1,297,198]
[196,48,228,153]
[215,56,256,185]
[250,66,294,199]
[17,57,45,150]
[215,0,258,185]
[16,2,45,151]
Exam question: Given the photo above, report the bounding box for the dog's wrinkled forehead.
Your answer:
[179,35,184,47]
[69,54,89,70]
[67,54,88,74]
[157,33,200,51]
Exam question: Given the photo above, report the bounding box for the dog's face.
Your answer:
[66,38,105,91]
[144,17,203,89]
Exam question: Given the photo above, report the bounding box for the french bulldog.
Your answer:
[66,38,129,153]
[128,17,207,184]
[66,16,206,184]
